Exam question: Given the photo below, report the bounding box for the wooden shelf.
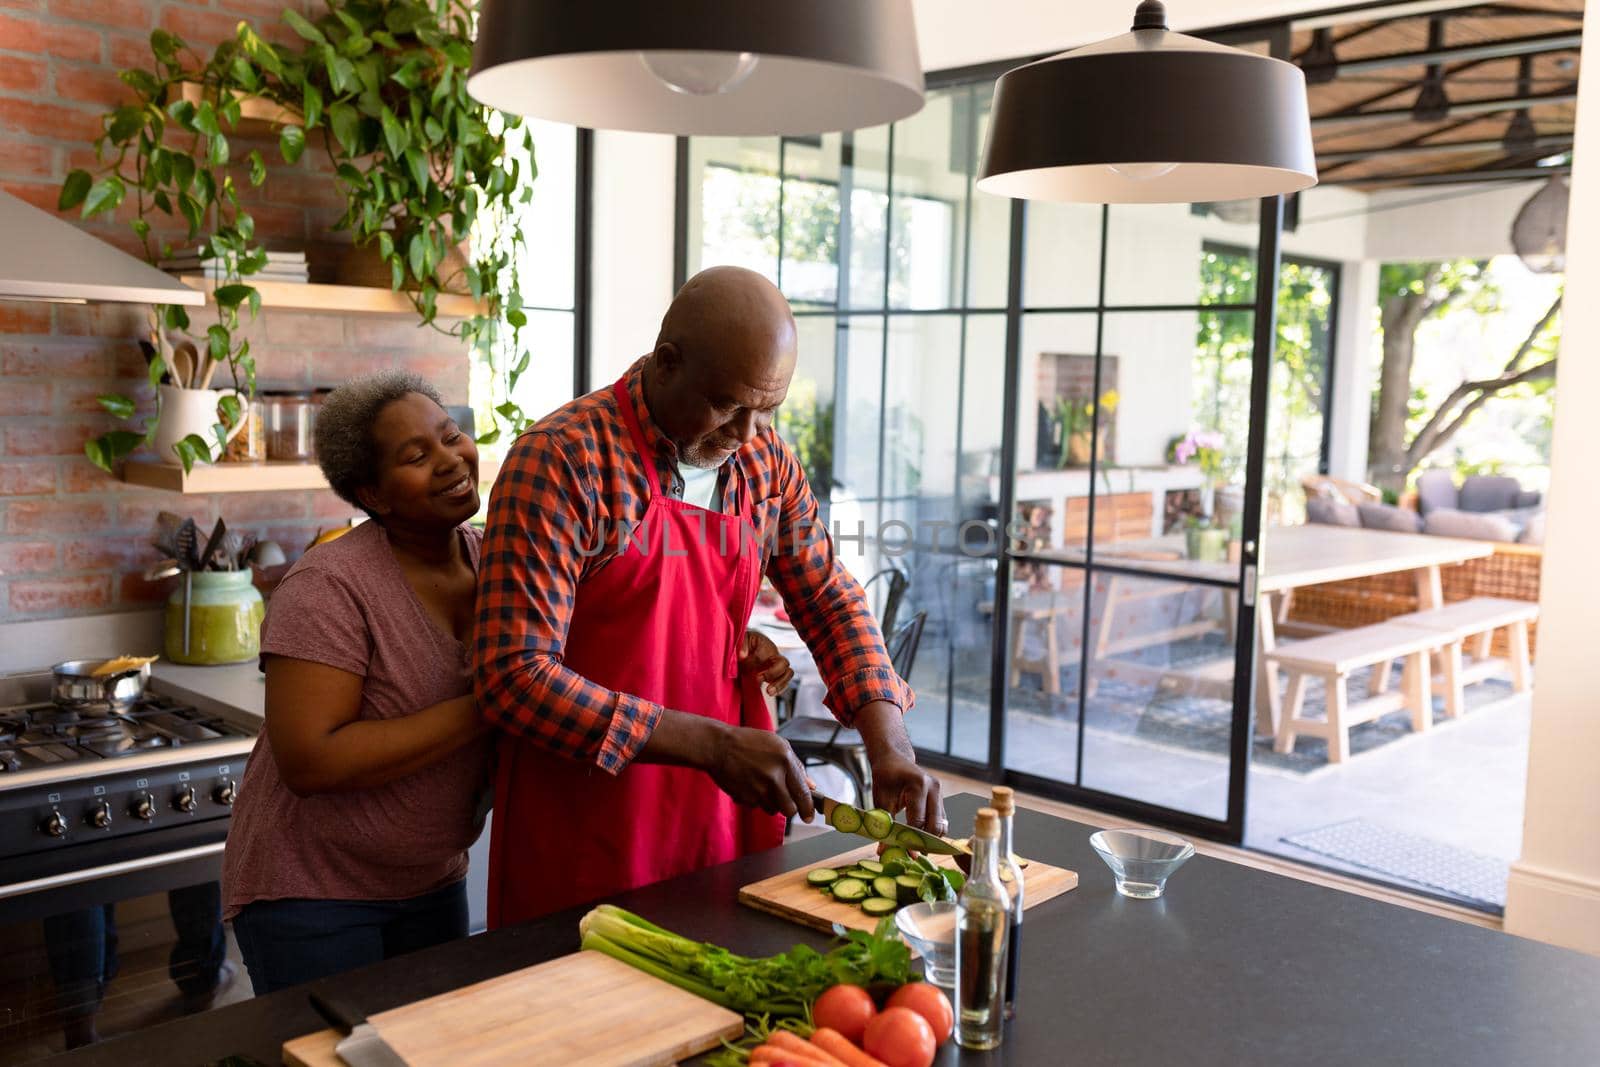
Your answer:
[121,459,503,495]
[176,275,486,318]
[172,81,301,134]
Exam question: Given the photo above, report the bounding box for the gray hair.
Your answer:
[315,370,445,517]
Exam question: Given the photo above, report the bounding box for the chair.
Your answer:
[779,612,926,806]
[860,565,909,639]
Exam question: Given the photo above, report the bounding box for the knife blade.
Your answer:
[309,990,410,1067]
[810,791,968,856]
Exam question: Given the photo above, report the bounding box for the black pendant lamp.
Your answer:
[978,1,1317,203]
[467,0,924,136]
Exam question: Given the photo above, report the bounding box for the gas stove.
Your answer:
[0,669,258,921]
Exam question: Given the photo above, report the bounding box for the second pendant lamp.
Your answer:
[978,1,1318,204]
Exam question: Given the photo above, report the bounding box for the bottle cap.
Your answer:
[991,786,1015,816]
[974,807,1000,839]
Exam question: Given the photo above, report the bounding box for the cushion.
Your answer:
[1358,502,1424,534]
[1519,511,1546,546]
[1414,469,1458,516]
[1515,489,1543,509]
[1459,475,1523,514]
[1424,508,1518,543]
[1306,497,1360,527]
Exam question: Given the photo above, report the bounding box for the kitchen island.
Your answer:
[38,795,1600,1066]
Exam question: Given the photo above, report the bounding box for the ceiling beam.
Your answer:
[1316,30,1581,76]
[1313,88,1578,129]
[1320,163,1570,186]
[1294,0,1497,32]
[1317,134,1573,164]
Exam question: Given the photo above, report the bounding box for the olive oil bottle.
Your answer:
[992,786,1025,1019]
[955,807,1012,1051]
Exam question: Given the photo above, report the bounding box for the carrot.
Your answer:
[810,1027,890,1067]
[769,1030,847,1066]
[751,1047,838,1067]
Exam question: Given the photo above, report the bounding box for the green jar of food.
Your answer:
[164,570,265,666]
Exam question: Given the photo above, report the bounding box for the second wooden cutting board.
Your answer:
[282,950,742,1067]
[739,842,1078,935]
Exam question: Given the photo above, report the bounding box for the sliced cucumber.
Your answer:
[896,827,928,849]
[861,897,900,917]
[880,846,912,867]
[807,868,840,888]
[831,877,869,903]
[829,804,863,834]
[844,866,877,880]
[858,859,886,876]
[862,808,895,840]
[872,876,899,901]
[895,874,924,904]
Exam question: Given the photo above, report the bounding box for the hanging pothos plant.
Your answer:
[61,0,538,472]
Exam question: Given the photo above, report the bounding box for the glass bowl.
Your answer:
[894,901,958,989]
[1089,828,1195,899]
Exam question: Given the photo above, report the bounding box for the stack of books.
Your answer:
[161,249,309,284]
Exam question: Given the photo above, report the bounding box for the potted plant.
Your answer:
[60,0,536,471]
[1173,428,1230,559]
[1053,390,1118,468]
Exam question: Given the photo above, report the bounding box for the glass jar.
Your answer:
[163,570,265,666]
[264,390,317,462]
[220,397,266,464]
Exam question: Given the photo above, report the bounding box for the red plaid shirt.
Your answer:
[474,360,913,773]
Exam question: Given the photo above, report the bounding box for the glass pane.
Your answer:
[958,315,1008,549]
[889,88,967,309]
[1104,202,1260,307]
[778,134,843,310]
[845,126,891,310]
[689,136,781,283]
[883,314,963,534]
[1023,201,1103,309]
[1267,257,1338,523]
[1015,313,1100,560]
[1078,570,1233,821]
[832,316,886,579]
[1001,561,1083,785]
[511,121,576,310]
[965,85,1011,309]
[500,310,575,425]
[778,315,839,504]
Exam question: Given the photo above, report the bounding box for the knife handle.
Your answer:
[309,990,367,1036]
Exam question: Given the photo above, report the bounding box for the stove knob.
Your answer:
[174,787,197,813]
[213,779,236,806]
[87,800,113,829]
[131,791,156,821]
[42,808,67,838]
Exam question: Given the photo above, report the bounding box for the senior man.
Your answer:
[474,265,942,927]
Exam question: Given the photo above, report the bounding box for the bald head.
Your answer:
[645,266,799,469]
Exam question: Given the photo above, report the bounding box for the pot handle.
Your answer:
[215,389,250,447]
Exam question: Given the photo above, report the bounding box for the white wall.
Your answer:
[589,130,677,387]
[1502,13,1600,957]
[1363,180,1547,262]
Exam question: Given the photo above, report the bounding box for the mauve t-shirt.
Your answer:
[221,521,489,919]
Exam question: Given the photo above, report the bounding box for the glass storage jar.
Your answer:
[220,397,266,463]
[264,390,317,462]
[164,570,265,665]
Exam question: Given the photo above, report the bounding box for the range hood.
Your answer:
[0,189,204,306]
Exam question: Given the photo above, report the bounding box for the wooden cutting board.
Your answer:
[282,951,743,1067]
[739,843,1077,935]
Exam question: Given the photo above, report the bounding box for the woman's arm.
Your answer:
[265,655,487,797]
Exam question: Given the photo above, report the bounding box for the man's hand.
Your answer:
[738,630,796,696]
[855,701,946,836]
[709,724,816,821]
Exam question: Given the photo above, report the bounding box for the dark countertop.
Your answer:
[41,795,1600,1066]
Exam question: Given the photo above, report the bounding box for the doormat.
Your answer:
[1281,818,1509,910]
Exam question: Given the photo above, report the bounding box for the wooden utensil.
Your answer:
[739,842,1078,936]
[282,951,743,1067]
[170,340,198,389]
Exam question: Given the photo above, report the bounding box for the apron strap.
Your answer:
[612,376,657,502]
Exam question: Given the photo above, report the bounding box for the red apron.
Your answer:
[487,377,787,928]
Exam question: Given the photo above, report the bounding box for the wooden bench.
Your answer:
[1386,597,1537,718]
[1264,622,1451,763]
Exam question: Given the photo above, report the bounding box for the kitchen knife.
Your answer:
[810,790,969,856]
[308,990,410,1067]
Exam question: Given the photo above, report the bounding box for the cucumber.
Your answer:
[807,868,840,888]
[880,846,912,866]
[894,874,924,904]
[831,877,869,903]
[858,859,886,876]
[829,804,863,834]
[862,808,894,840]
[844,867,877,880]
[896,827,928,849]
[873,876,899,901]
[861,897,900,917]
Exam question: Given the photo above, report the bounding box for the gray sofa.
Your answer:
[1306,470,1544,545]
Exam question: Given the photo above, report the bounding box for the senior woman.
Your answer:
[220,370,490,994]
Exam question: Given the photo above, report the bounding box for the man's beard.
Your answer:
[680,438,734,469]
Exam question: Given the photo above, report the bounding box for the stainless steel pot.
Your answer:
[51,660,150,713]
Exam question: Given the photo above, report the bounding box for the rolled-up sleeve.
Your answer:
[764,442,914,726]
[473,431,663,773]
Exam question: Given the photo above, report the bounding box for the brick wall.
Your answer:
[0,2,471,621]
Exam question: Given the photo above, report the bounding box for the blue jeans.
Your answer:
[231,880,468,995]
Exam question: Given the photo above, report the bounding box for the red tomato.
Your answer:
[812,984,877,1045]
[887,982,954,1045]
[863,1006,937,1067]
